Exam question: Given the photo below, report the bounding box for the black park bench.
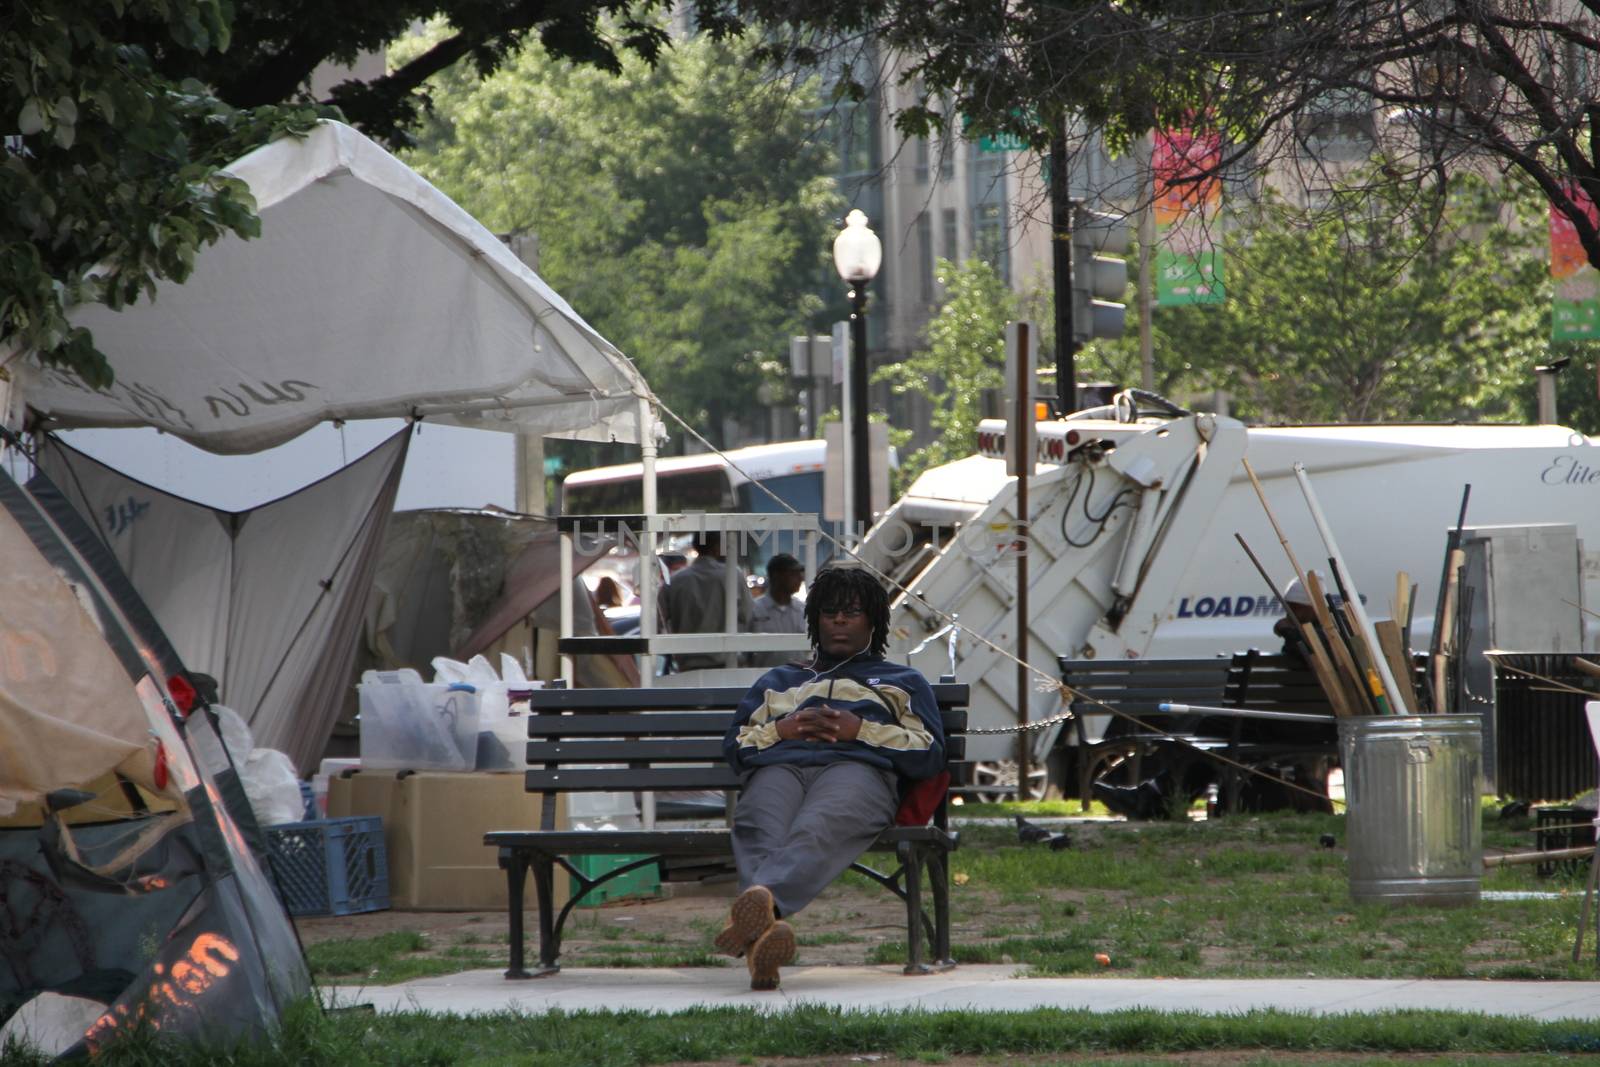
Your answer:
[1060,650,1342,813]
[484,681,971,978]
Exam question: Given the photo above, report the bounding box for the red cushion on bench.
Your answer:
[895,770,950,826]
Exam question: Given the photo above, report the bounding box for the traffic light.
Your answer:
[1070,206,1129,343]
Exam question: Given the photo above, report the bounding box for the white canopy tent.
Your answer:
[10,120,661,454]
[0,119,688,1054]
[1,117,674,786]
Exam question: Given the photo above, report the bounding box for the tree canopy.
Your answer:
[397,28,841,448]
[2,0,331,388]
[120,0,742,147]
[730,1,1600,275]
[876,257,1014,485]
[1,0,743,391]
[1079,169,1562,425]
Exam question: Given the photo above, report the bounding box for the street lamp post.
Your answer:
[832,209,882,534]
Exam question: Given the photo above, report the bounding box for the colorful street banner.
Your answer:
[1152,128,1225,306]
[1551,186,1600,341]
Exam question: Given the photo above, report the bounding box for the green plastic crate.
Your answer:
[570,853,660,905]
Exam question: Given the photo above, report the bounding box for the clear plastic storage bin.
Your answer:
[358,669,479,772]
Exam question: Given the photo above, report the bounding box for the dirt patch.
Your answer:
[291,818,1590,981]
[293,879,976,968]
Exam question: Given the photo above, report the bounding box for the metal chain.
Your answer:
[967,711,1075,735]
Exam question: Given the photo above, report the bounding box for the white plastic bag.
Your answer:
[500,653,529,685]
[242,748,306,826]
[429,657,471,684]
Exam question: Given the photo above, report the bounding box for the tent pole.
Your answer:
[639,397,659,689]
[559,528,575,687]
[638,397,658,829]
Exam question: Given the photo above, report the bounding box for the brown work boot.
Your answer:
[713,885,776,958]
[746,920,796,991]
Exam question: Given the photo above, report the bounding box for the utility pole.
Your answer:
[1007,322,1035,800]
[1050,132,1076,415]
[1140,134,1156,391]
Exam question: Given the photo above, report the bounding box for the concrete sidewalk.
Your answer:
[324,966,1600,1021]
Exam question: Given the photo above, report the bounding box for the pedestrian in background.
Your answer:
[745,553,805,668]
[660,533,753,671]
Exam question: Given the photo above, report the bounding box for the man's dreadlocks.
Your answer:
[804,565,890,658]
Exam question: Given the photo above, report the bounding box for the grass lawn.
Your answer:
[14,804,1597,1066]
[24,1001,1600,1066]
[849,802,1598,980]
[301,803,1599,985]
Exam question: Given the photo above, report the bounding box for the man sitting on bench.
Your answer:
[717,565,945,990]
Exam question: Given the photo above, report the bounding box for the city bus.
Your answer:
[559,439,841,576]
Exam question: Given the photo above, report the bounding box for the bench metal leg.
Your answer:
[928,846,954,968]
[500,847,533,979]
[899,842,930,975]
[532,855,561,976]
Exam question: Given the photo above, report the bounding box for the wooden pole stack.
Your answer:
[1239,459,1467,716]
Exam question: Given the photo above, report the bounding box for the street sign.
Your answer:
[831,321,848,385]
[823,421,890,525]
[978,130,1029,154]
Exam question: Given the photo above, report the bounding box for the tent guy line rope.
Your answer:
[648,401,1341,810]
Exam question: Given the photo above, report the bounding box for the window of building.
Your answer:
[938,133,955,180]
[942,207,959,267]
[829,102,875,177]
[915,211,935,304]
[915,137,929,183]
[968,143,1009,283]
[1294,88,1376,162]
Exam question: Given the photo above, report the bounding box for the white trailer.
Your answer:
[861,409,1600,780]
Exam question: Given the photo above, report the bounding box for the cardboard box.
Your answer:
[327,770,566,911]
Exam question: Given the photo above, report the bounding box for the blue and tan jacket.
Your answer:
[722,657,945,780]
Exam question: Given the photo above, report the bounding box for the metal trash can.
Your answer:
[1337,715,1482,906]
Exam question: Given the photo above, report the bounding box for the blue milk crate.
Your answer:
[265,816,390,917]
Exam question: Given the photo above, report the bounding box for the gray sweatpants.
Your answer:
[731,761,899,918]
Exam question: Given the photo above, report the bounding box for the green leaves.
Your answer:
[876,257,1015,487]
[402,31,840,447]
[2,0,337,386]
[1086,167,1552,425]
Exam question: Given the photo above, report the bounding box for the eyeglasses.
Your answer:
[819,607,865,620]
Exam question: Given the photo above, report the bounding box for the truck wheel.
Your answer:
[969,760,1049,802]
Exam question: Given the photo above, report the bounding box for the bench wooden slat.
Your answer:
[1058,656,1232,673]
[527,766,743,792]
[525,761,974,792]
[529,725,964,764]
[485,824,956,855]
[527,712,732,736]
[527,683,970,712]
[1068,678,1224,689]
[528,707,969,737]
[1071,688,1223,705]
[526,739,726,762]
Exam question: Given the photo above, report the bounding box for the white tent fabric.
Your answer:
[18,120,656,453]
[37,430,409,774]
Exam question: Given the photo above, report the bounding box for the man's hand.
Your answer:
[783,705,862,743]
[774,714,808,742]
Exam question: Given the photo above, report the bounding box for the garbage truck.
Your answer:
[858,401,1600,796]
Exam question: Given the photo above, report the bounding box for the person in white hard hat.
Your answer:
[1273,573,1324,659]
